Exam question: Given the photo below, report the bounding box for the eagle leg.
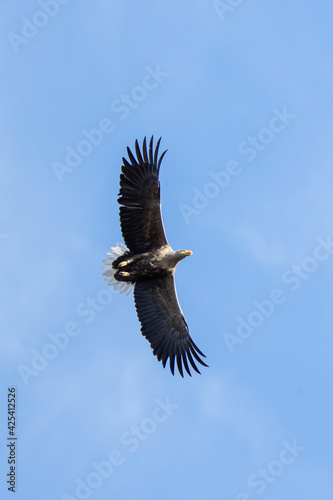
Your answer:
[119,258,134,267]
[116,268,137,281]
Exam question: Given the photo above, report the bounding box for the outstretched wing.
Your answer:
[134,275,207,377]
[118,137,168,254]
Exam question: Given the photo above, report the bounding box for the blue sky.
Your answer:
[1,1,333,499]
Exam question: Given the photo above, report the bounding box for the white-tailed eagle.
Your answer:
[103,137,207,377]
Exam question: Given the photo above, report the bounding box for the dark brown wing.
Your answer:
[134,274,207,377]
[118,137,168,254]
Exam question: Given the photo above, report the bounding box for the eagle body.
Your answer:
[103,137,207,377]
[112,245,192,282]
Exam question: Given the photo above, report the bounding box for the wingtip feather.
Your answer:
[135,139,144,164]
[149,136,154,164]
[154,137,161,166]
[127,146,137,165]
[142,137,148,163]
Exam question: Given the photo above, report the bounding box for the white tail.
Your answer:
[102,242,134,295]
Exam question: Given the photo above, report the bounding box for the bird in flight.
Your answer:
[103,137,207,377]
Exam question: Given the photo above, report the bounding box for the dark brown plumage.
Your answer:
[103,137,207,377]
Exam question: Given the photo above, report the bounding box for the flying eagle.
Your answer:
[103,137,207,377]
